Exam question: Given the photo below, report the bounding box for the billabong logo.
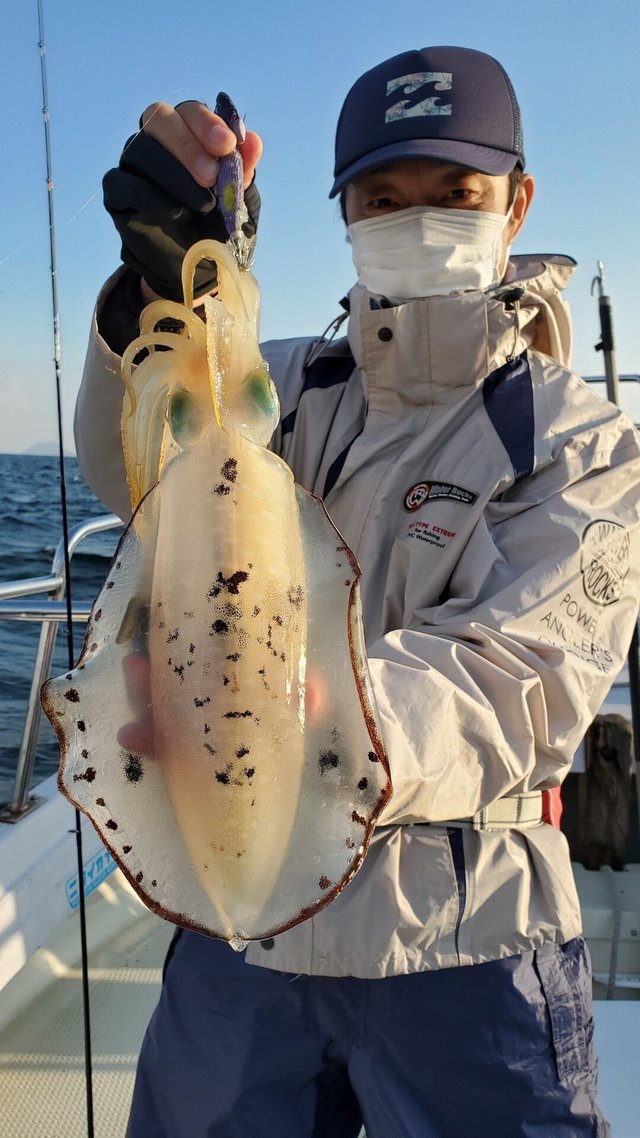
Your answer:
[403,481,477,512]
[580,520,630,606]
[386,73,452,123]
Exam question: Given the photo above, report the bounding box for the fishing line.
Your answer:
[0,88,192,272]
[36,1,95,1134]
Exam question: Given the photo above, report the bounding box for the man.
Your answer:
[76,46,639,1137]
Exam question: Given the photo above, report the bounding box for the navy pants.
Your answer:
[126,930,609,1138]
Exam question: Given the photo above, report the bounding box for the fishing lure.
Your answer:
[42,105,391,947]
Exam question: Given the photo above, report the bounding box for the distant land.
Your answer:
[21,443,76,457]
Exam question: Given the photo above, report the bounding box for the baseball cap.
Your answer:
[330,46,525,197]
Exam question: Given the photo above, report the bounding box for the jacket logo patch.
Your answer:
[403,481,478,512]
[580,520,630,606]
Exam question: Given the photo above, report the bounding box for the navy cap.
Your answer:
[330,46,525,197]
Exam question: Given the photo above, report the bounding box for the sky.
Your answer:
[1,0,639,454]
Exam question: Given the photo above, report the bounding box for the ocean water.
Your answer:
[0,453,121,801]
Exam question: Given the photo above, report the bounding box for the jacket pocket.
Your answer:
[533,937,596,1085]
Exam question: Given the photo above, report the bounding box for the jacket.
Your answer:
[75,253,640,978]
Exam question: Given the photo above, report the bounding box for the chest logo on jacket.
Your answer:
[403,481,478,512]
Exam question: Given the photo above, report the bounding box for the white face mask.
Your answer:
[348,204,513,301]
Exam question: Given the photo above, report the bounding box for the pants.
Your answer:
[126,930,609,1138]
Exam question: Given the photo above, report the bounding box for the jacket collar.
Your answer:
[345,254,576,412]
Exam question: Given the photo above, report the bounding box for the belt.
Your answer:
[443,791,544,831]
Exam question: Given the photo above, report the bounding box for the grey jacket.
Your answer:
[75,253,640,977]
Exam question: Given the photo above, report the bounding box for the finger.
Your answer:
[117,720,154,755]
[239,131,263,188]
[141,101,229,187]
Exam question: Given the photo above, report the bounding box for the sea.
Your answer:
[0,453,121,802]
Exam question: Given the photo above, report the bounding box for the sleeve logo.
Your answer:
[580,520,630,606]
[403,481,477,512]
[385,73,452,122]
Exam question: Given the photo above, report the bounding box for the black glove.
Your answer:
[103,128,260,301]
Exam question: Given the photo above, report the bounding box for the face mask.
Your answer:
[348,204,513,301]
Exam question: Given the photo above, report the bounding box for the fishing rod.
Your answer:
[36,1,95,1134]
[591,260,640,841]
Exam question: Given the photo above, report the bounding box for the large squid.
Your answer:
[42,96,391,946]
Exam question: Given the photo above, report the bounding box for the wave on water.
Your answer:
[0,453,121,799]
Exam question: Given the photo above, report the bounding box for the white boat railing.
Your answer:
[0,514,122,822]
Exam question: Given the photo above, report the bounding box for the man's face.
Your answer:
[345,158,534,245]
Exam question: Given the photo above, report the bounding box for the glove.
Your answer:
[103,127,260,301]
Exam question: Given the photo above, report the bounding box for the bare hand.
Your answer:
[140,100,263,191]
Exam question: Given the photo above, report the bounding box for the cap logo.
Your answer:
[385,73,452,122]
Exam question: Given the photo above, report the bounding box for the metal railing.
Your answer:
[0,514,122,822]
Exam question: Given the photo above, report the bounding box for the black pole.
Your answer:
[36,2,95,1134]
[591,261,640,831]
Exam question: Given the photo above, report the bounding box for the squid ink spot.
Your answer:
[65,673,73,681]
[319,876,331,890]
[358,778,369,791]
[250,798,256,807]
[236,746,249,758]
[187,660,193,667]
[96,797,105,806]
[73,767,96,783]
[94,609,102,622]
[90,643,98,652]
[226,652,241,662]
[151,880,157,887]
[346,838,355,849]
[81,749,88,759]
[224,710,252,719]
[194,696,211,708]
[215,770,230,785]
[156,601,162,608]
[288,585,304,609]
[136,872,144,883]
[228,571,249,595]
[221,457,238,482]
[189,643,195,654]
[173,665,185,681]
[123,845,132,854]
[106,819,118,831]
[204,723,211,734]
[273,614,283,626]
[204,743,217,755]
[211,620,229,635]
[223,676,230,686]
[236,850,245,859]
[167,657,172,666]
[158,621,165,629]
[106,581,114,590]
[252,606,261,616]
[345,580,352,587]
[280,653,286,662]
[319,750,340,775]
[116,561,122,570]
[77,720,86,732]
[183,611,194,619]
[124,754,143,783]
[167,629,179,643]
[244,767,255,779]
[214,482,231,495]
[368,751,380,763]
[351,810,366,826]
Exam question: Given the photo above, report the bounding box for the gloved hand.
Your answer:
[103,100,263,301]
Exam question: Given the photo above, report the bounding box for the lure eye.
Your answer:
[167,388,206,447]
[245,367,277,418]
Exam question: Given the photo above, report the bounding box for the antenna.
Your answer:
[36,1,95,1133]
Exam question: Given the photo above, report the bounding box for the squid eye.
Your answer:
[245,366,277,417]
[167,388,206,447]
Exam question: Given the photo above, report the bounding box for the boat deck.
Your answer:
[0,871,638,1137]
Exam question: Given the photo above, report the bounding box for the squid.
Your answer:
[41,98,391,946]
